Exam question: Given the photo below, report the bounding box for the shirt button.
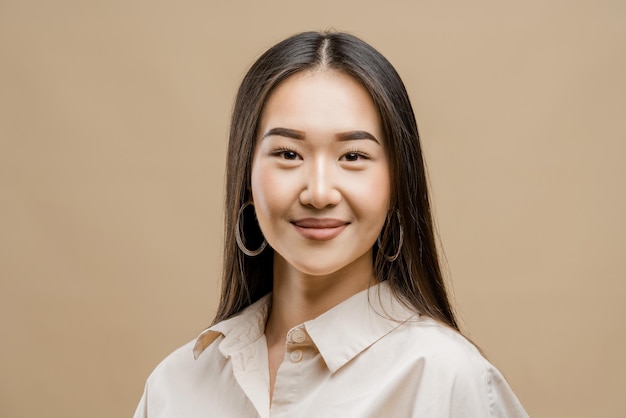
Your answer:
[290,349,303,363]
[291,330,306,343]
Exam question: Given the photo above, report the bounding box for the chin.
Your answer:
[288,261,345,277]
[281,251,370,278]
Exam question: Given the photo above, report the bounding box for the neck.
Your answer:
[264,251,376,347]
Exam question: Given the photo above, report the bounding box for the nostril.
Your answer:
[300,189,341,209]
[299,163,342,208]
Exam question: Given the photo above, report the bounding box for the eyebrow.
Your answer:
[263,127,380,144]
[336,130,380,144]
[263,127,305,140]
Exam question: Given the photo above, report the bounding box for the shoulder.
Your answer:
[147,339,198,380]
[400,316,485,365]
[142,335,228,405]
[146,335,226,390]
[378,316,487,383]
[384,316,529,417]
[134,335,234,418]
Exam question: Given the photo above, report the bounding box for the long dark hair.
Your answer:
[213,31,459,331]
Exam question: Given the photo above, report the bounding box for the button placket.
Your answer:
[290,349,303,363]
[291,329,306,344]
[285,327,309,364]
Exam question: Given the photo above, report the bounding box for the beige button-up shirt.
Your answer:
[134,282,528,417]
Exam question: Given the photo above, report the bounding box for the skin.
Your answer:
[250,68,391,400]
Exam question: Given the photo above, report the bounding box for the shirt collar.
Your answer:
[192,282,417,373]
[193,294,271,360]
[303,281,417,372]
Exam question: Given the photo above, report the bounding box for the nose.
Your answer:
[299,158,342,209]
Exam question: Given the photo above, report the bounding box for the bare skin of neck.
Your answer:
[264,250,377,401]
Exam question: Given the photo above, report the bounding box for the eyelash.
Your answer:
[342,148,371,161]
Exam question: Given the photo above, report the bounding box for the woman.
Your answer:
[134,31,528,417]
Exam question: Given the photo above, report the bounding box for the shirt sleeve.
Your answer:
[484,366,529,418]
[447,362,529,418]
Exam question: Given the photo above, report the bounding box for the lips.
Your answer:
[291,218,349,241]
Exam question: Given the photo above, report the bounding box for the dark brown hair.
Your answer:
[213,31,459,331]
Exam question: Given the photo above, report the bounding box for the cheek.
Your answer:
[250,160,293,219]
[373,160,392,209]
[348,166,391,215]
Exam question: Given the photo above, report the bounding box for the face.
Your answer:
[251,69,391,278]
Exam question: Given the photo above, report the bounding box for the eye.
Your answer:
[340,151,370,162]
[272,148,301,160]
[343,153,360,162]
[282,150,299,160]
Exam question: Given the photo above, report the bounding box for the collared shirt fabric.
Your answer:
[134,282,528,418]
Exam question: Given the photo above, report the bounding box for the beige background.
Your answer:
[1,0,625,417]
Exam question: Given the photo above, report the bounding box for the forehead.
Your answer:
[259,69,383,139]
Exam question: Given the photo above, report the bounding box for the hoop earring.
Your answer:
[377,210,403,262]
[235,201,267,257]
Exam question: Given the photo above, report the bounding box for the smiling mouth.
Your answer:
[291,218,349,241]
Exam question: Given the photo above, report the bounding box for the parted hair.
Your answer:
[213,31,459,332]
